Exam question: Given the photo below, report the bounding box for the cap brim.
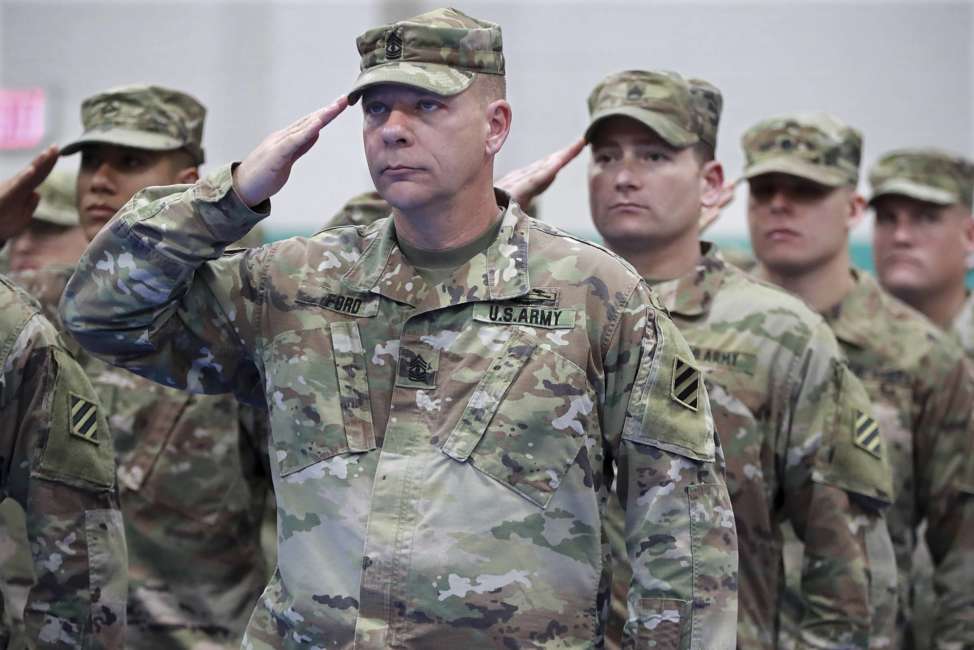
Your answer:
[33,207,79,227]
[60,129,185,156]
[868,179,957,206]
[743,156,850,187]
[585,106,699,148]
[347,62,475,105]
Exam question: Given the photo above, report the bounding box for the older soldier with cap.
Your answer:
[868,150,974,357]
[9,85,274,650]
[0,148,128,649]
[489,69,895,650]
[742,113,974,649]
[60,8,738,649]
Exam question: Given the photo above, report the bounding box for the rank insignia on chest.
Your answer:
[671,357,700,411]
[396,346,440,389]
[69,393,100,444]
[853,410,882,457]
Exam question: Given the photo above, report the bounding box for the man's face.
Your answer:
[76,144,190,241]
[8,221,89,272]
[747,172,855,275]
[872,195,974,299]
[588,117,706,255]
[361,83,491,213]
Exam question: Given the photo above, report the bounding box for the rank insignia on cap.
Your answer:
[385,31,403,60]
[854,410,881,457]
[671,357,700,411]
[69,393,99,444]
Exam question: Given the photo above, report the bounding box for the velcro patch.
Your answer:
[853,410,882,457]
[671,357,700,411]
[473,303,575,329]
[69,393,100,444]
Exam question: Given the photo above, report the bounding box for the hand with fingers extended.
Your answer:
[699,178,738,233]
[497,138,585,209]
[0,145,59,241]
[232,97,349,208]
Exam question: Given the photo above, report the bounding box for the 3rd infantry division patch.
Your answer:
[854,409,881,457]
[671,357,700,411]
[69,393,99,444]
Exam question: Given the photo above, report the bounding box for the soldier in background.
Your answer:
[0,147,127,648]
[869,150,974,356]
[5,170,88,274]
[490,68,894,650]
[60,8,738,648]
[6,85,274,650]
[742,113,974,649]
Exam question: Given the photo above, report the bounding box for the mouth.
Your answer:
[765,227,801,241]
[608,202,648,213]
[83,205,118,220]
[382,165,423,178]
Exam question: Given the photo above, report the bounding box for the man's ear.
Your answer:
[699,160,726,209]
[848,190,867,230]
[175,166,200,184]
[961,209,974,255]
[484,99,512,157]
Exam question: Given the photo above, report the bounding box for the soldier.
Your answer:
[8,86,274,649]
[742,113,974,649]
[4,170,88,273]
[0,147,128,648]
[868,149,974,357]
[493,69,895,649]
[60,8,738,648]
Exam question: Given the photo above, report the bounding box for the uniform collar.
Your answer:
[650,241,728,317]
[341,189,531,312]
[821,268,881,348]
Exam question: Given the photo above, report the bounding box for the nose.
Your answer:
[613,160,641,193]
[891,215,914,244]
[380,108,414,147]
[767,186,791,214]
[87,160,117,195]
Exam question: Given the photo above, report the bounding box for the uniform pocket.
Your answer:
[627,597,689,649]
[84,508,128,644]
[266,321,376,476]
[440,330,591,508]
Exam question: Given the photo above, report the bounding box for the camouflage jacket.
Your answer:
[0,274,127,649]
[949,290,974,358]
[823,270,974,649]
[608,245,893,650]
[321,191,391,230]
[10,265,273,650]
[60,166,739,649]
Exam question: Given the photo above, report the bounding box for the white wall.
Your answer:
[1,0,972,241]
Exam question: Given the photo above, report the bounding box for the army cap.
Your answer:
[585,70,721,148]
[61,84,206,165]
[868,149,974,210]
[741,112,862,187]
[348,7,504,105]
[33,170,79,227]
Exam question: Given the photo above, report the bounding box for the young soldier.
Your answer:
[9,86,274,649]
[495,69,895,650]
[60,8,738,648]
[869,150,974,356]
[743,113,974,649]
[0,148,127,648]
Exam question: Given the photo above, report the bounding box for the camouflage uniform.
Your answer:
[0,168,82,648]
[33,85,274,650]
[0,275,127,649]
[744,118,974,649]
[321,191,390,230]
[865,149,974,361]
[588,71,893,650]
[60,9,739,649]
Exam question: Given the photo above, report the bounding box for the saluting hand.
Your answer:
[699,178,738,233]
[233,96,349,208]
[0,145,58,241]
[497,138,585,209]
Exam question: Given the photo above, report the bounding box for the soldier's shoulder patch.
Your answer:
[69,393,100,444]
[853,409,882,457]
[671,357,701,411]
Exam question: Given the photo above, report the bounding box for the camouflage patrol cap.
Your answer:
[348,7,504,105]
[33,170,78,227]
[585,70,721,148]
[868,149,974,210]
[61,84,206,165]
[741,112,862,187]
